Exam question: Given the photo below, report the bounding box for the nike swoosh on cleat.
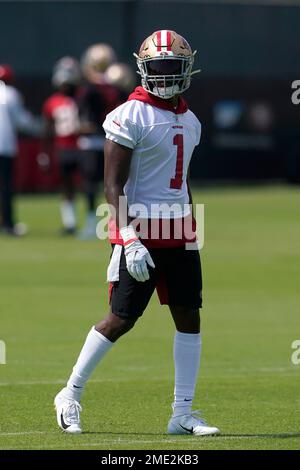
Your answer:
[73,385,82,389]
[179,424,194,434]
[184,399,192,402]
[60,412,71,430]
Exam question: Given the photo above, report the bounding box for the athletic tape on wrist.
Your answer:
[120,225,138,247]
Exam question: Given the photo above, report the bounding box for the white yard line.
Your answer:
[0,380,65,387]
[0,377,169,387]
[0,367,297,388]
[0,431,298,441]
[0,431,57,437]
[0,434,297,450]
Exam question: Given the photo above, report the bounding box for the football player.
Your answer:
[104,62,137,103]
[42,57,82,234]
[77,44,120,239]
[54,30,220,436]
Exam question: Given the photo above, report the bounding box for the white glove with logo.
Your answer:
[120,225,155,282]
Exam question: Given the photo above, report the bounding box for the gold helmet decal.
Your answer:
[134,30,200,99]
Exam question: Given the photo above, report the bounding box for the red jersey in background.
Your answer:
[43,93,80,149]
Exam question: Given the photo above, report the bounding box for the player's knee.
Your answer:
[95,313,137,342]
[170,306,201,333]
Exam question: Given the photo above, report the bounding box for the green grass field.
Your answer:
[0,185,300,450]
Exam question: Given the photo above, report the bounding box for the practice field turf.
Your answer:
[0,185,299,450]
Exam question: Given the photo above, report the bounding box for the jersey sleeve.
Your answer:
[102,102,142,149]
[195,119,202,146]
[8,87,40,134]
[7,87,25,119]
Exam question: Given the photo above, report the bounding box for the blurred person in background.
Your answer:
[0,64,40,236]
[104,62,137,104]
[77,43,120,239]
[42,57,82,235]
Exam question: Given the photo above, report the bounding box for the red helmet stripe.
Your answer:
[157,31,162,51]
[167,30,172,51]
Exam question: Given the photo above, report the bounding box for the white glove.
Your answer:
[120,225,155,282]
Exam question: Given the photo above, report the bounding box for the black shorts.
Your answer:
[57,149,103,183]
[109,246,202,319]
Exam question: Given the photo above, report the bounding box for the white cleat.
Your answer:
[54,388,82,434]
[167,410,220,436]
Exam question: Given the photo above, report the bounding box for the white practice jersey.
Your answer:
[103,99,201,218]
[0,84,39,157]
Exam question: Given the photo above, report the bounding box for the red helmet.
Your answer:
[0,64,15,84]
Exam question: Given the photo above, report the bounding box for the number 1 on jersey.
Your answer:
[170,134,184,190]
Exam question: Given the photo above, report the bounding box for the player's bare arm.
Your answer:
[104,139,133,229]
[104,138,155,283]
[187,167,195,218]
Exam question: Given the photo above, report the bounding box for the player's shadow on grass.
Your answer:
[83,432,300,439]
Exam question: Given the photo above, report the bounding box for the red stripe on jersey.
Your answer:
[157,31,162,51]
[167,31,172,51]
[108,216,197,248]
